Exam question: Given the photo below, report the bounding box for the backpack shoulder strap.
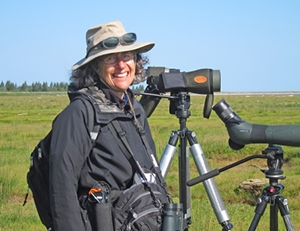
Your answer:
[108,120,166,186]
[107,120,147,181]
[72,94,100,144]
[108,120,171,202]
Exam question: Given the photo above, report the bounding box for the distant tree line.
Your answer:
[0,81,69,92]
[0,80,145,92]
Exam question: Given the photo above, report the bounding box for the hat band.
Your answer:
[86,32,137,58]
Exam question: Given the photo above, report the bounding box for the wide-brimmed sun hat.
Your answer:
[72,21,155,70]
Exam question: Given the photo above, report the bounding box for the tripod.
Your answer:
[158,91,233,231]
[248,145,294,231]
[188,145,294,231]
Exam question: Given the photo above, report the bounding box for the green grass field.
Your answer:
[1,92,300,230]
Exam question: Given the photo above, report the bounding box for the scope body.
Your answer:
[213,99,300,150]
[146,67,220,94]
[139,67,221,118]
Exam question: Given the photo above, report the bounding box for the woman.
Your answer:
[49,20,161,230]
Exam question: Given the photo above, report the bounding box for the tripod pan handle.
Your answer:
[187,169,220,186]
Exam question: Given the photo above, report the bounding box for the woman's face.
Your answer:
[98,52,136,97]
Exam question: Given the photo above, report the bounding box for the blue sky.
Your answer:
[1,1,299,92]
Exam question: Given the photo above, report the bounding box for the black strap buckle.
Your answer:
[117,130,126,138]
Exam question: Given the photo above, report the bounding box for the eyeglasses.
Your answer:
[101,52,135,65]
[86,33,137,57]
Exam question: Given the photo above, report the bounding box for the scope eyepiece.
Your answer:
[213,100,239,123]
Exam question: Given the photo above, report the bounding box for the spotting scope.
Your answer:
[139,67,221,117]
[144,67,220,94]
[213,99,300,150]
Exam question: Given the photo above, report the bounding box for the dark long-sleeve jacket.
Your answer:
[49,85,156,231]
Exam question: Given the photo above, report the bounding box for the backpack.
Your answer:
[112,181,168,231]
[83,173,170,231]
[23,95,99,231]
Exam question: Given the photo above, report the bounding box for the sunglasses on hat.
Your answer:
[86,33,137,58]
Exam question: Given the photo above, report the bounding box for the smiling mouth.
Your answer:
[113,72,128,78]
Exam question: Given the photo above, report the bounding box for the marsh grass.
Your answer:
[1,92,300,230]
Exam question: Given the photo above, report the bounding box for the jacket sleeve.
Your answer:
[49,100,93,231]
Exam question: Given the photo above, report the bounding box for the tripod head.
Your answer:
[169,91,191,119]
[187,144,286,187]
[136,66,221,118]
[262,145,285,180]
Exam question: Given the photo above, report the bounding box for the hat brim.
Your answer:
[72,42,154,70]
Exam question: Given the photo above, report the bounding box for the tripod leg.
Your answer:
[189,141,232,230]
[248,196,268,231]
[179,145,192,228]
[270,200,278,231]
[159,132,178,178]
[159,131,191,230]
[276,196,294,231]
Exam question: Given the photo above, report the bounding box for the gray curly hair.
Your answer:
[70,53,149,89]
